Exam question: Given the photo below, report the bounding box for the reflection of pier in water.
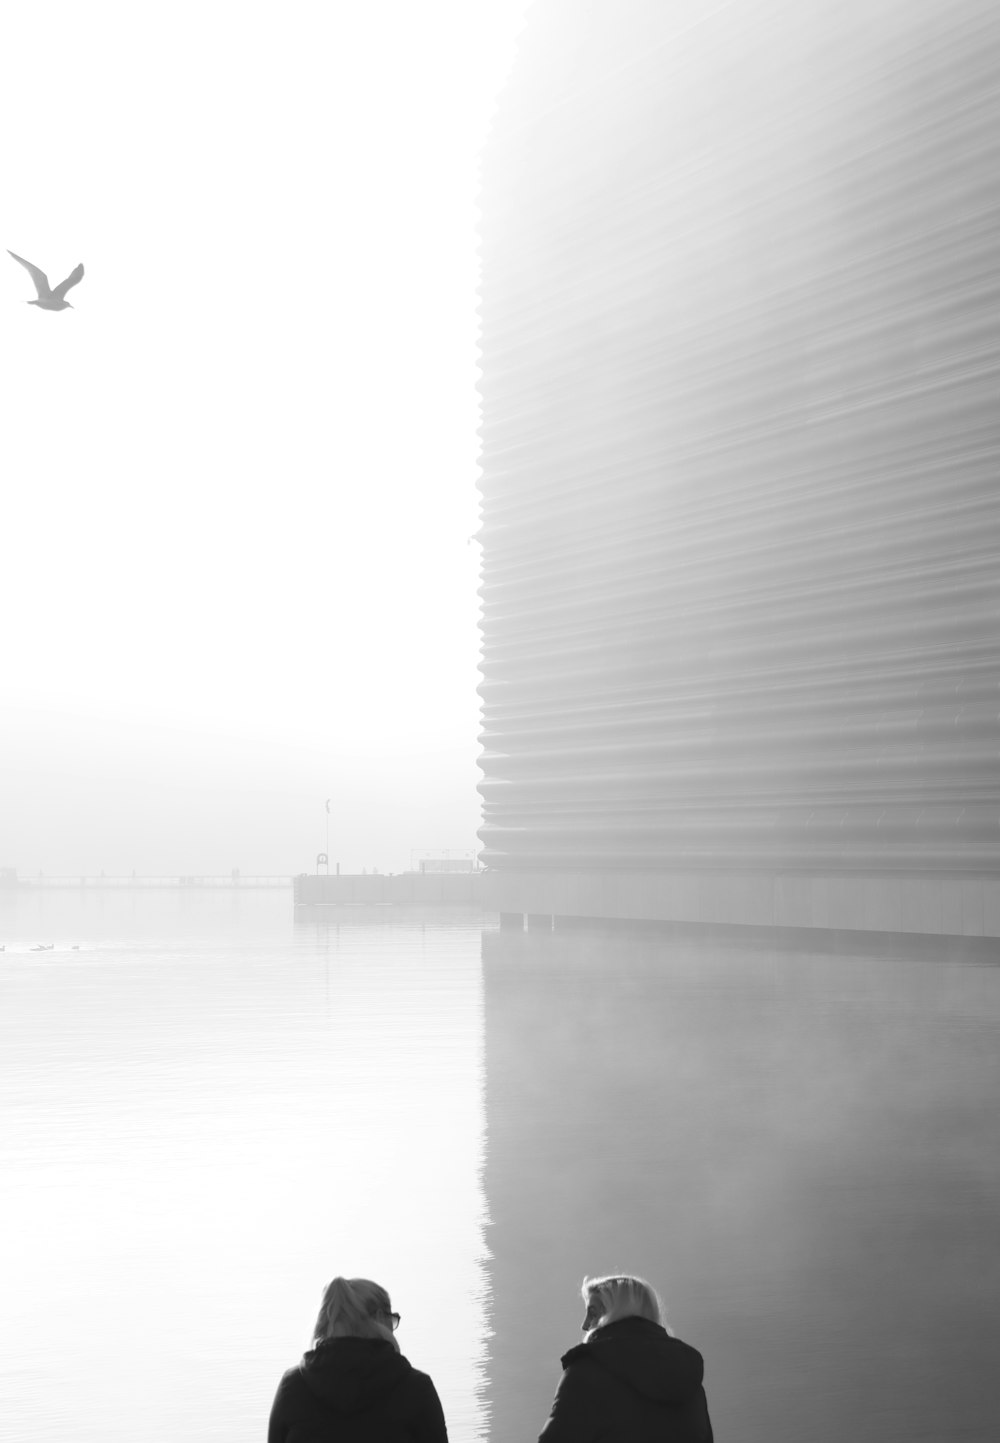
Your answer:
[481,923,1000,1443]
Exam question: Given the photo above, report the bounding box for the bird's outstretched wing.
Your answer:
[7,250,53,299]
[52,263,84,300]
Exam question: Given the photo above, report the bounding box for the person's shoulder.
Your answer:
[657,1330,706,1371]
[275,1360,315,1398]
[269,1362,309,1420]
[559,1342,592,1371]
[399,1361,446,1422]
[399,1360,440,1395]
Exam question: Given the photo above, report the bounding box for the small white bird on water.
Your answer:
[8,250,84,310]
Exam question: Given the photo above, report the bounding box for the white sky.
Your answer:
[0,0,528,876]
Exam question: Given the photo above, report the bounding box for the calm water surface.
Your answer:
[2,890,998,1443]
[1,891,488,1443]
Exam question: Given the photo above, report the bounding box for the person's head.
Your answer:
[313,1277,401,1350]
[580,1274,666,1338]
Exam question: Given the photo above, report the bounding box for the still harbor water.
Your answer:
[1,889,998,1443]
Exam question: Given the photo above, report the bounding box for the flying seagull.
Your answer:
[8,250,84,310]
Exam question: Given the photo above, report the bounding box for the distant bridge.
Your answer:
[2,875,293,890]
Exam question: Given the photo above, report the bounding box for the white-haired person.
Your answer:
[268,1276,449,1443]
[538,1274,714,1443]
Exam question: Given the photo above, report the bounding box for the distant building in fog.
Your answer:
[476,0,1000,937]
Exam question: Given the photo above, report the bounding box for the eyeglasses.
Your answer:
[388,1312,401,1331]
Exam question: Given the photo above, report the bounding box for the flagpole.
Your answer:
[325,798,330,868]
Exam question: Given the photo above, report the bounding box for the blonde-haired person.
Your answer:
[538,1275,714,1443]
[268,1277,449,1443]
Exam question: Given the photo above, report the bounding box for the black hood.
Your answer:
[298,1338,415,1415]
[561,1317,705,1404]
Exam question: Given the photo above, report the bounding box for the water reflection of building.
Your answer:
[481,925,1000,1443]
[476,1,1000,938]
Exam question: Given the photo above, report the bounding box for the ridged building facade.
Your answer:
[476,0,1000,936]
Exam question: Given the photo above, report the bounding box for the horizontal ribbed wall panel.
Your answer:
[476,0,1000,877]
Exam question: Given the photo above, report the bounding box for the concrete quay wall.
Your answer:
[293,872,488,907]
[482,869,1000,941]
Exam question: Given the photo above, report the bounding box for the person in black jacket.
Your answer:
[268,1276,449,1443]
[538,1274,714,1443]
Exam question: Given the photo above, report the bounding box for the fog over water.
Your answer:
[3,892,998,1443]
[4,7,999,1443]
